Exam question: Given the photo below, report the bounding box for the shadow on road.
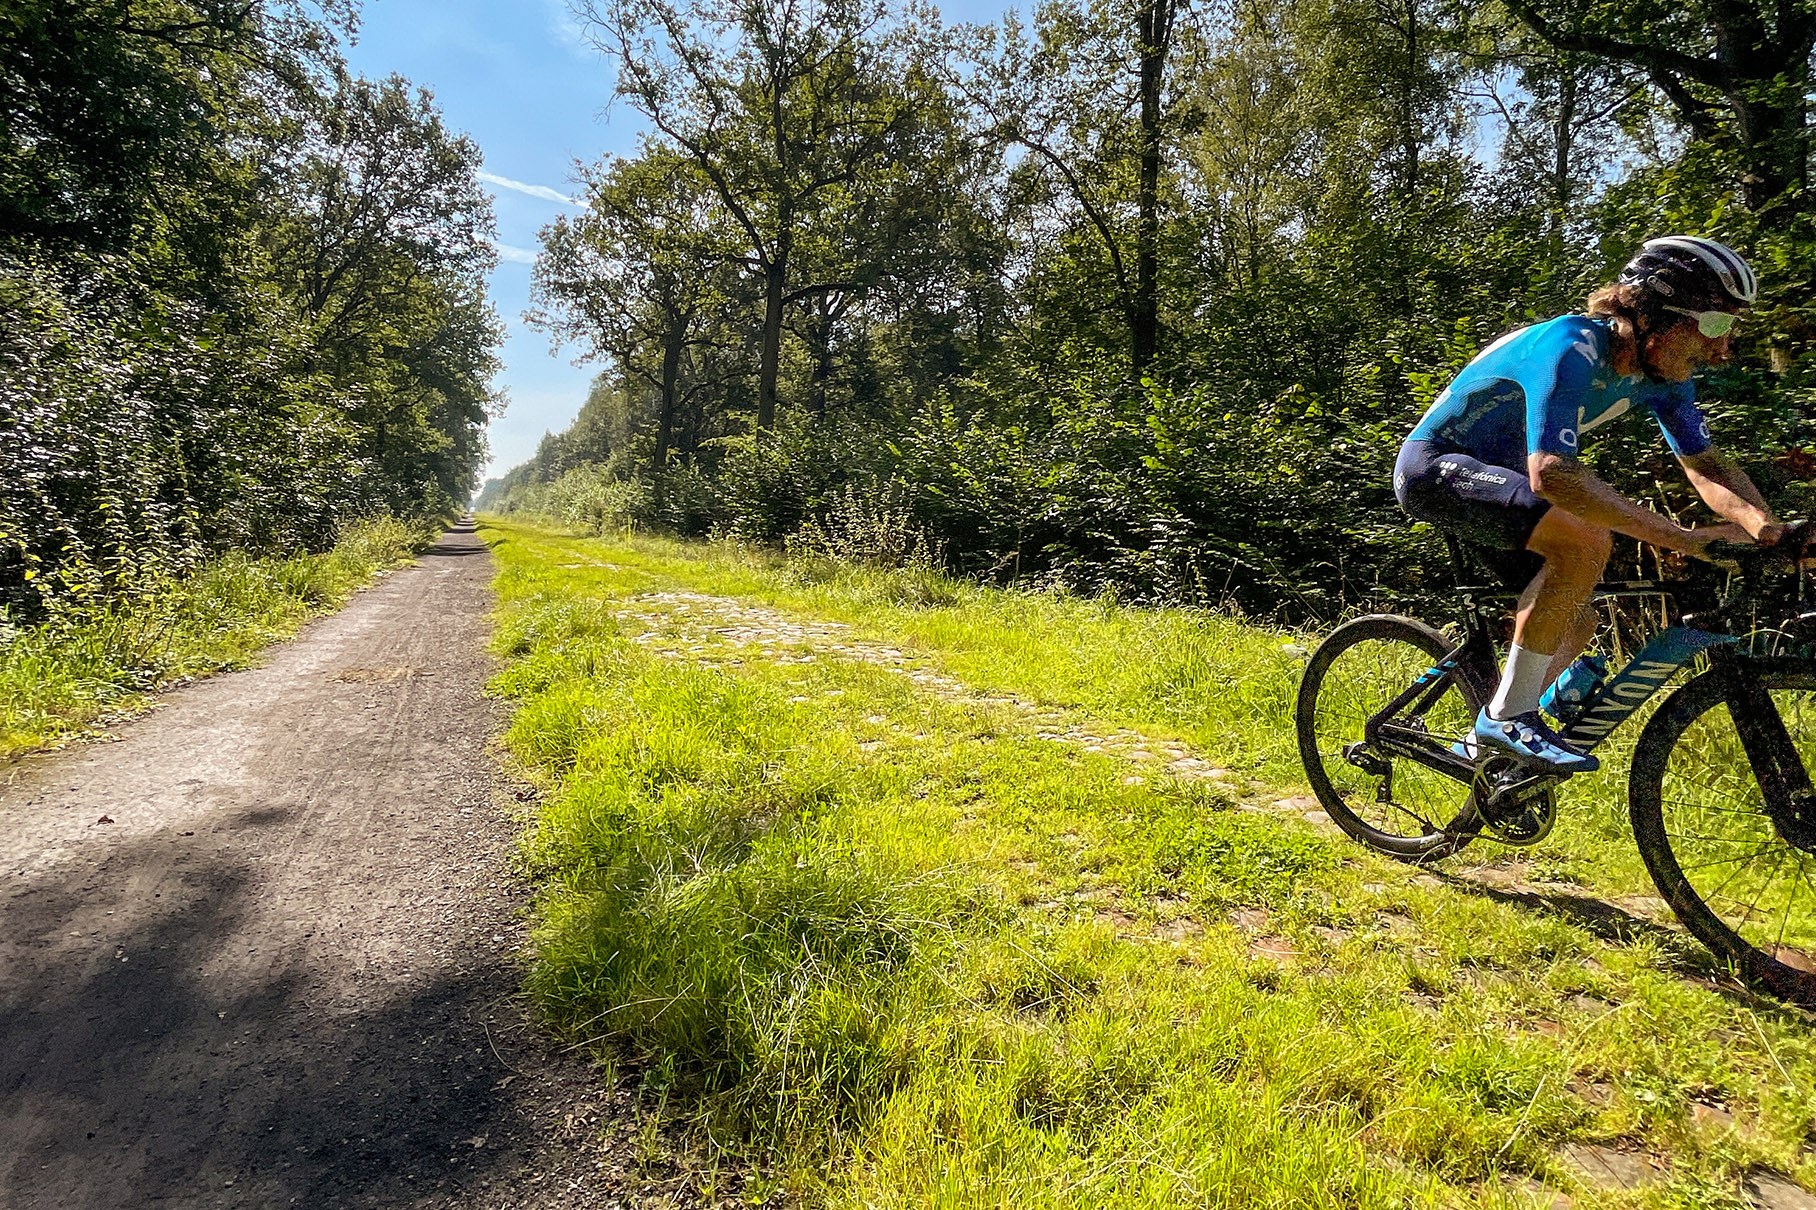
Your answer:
[1,822,536,1208]
[423,521,489,559]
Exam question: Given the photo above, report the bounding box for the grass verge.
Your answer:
[0,515,434,760]
[485,519,1816,1209]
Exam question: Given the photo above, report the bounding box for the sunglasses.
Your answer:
[1663,305,1740,338]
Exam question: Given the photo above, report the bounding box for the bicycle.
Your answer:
[1295,529,1816,1006]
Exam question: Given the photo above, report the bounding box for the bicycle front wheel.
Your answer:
[1296,614,1485,862]
[1629,664,1816,1007]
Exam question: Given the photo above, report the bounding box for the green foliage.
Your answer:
[484,0,1816,616]
[489,521,1816,1206]
[0,1,498,621]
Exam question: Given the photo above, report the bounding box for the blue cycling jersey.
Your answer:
[1407,315,1712,468]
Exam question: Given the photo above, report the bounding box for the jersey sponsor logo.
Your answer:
[1557,427,1578,449]
[1436,460,1509,485]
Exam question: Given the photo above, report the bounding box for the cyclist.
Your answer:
[1394,236,1787,773]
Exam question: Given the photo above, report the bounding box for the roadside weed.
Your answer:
[485,519,1816,1208]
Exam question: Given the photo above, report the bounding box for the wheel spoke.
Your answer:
[1675,845,1785,874]
[1772,870,1798,958]
[1732,851,1789,928]
[1663,830,1775,845]
[1636,669,1816,1001]
[1660,798,1769,818]
[1701,856,1756,912]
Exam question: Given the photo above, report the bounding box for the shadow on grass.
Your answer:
[1435,869,1812,1021]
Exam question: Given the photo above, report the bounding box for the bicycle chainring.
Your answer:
[1469,757,1559,846]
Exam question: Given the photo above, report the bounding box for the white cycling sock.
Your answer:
[1489,643,1553,720]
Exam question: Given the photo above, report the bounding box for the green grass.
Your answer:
[0,516,433,760]
[484,519,1816,1208]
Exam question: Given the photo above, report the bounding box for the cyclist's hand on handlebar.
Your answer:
[1759,518,1816,566]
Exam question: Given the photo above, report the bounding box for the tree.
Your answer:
[1503,0,1816,219]
[968,0,1189,373]
[577,0,931,429]
[266,70,502,513]
[532,147,740,471]
[1177,1,1310,287]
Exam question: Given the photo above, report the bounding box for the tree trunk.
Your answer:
[1715,15,1810,216]
[1401,0,1419,200]
[757,256,785,430]
[1550,69,1577,251]
[806,300,834,417]
[1508,0,1815,223]
[1729,89,1806,215]
[656,328,682,474]
[1133,0,1174,374]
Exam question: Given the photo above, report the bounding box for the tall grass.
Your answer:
[486,519,1816,1208]
[0,516,431,760]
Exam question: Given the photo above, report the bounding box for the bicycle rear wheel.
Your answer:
[1629,665,1816,1007]
[1296,615,1485,862]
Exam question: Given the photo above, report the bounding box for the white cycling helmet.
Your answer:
[1618,235,1758,308]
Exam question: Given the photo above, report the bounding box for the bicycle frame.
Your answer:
[1397,576,1816,832]
[1372,575,1731,774]
[1363,528,1816,833]
[1560,625,1734,751]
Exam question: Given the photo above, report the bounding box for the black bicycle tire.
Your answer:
[1628,663,1816,1008]
[1296,614,1484,862]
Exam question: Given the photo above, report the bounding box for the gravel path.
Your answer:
[0,523,622,1210]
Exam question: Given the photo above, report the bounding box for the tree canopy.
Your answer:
[487,0,1816,616]
[1,0,500,617]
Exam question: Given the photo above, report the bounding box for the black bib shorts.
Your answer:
[1394,439,1549,588]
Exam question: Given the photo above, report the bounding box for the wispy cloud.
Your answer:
[543,0,593,55]
[494,242,540,265]
[478,171,577,205]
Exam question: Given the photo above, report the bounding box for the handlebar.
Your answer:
[1704,518,1816,571]
[1688,520,1815,641]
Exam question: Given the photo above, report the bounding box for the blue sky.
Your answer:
[342,0,1009,485]
[342,0,624,483]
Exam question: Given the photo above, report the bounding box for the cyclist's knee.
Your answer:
[1530,511,1611,574]
[1577,525,1613,567]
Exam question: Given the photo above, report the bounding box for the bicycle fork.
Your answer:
[1712,652,1816,853]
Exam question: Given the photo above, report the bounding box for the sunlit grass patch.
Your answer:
[483,518,1816,1207]
[0,515,432,760]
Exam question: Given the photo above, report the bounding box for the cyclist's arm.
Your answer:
[1678,449,1783,541]
[1528,453,1734,555]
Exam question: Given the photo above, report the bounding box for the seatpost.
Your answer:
[1440,532,1481,618]
[1437,531,1501,673]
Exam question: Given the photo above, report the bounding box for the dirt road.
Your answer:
[0,523,613,1209]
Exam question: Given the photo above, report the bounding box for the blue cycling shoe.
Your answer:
[1471,708,1599,774]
